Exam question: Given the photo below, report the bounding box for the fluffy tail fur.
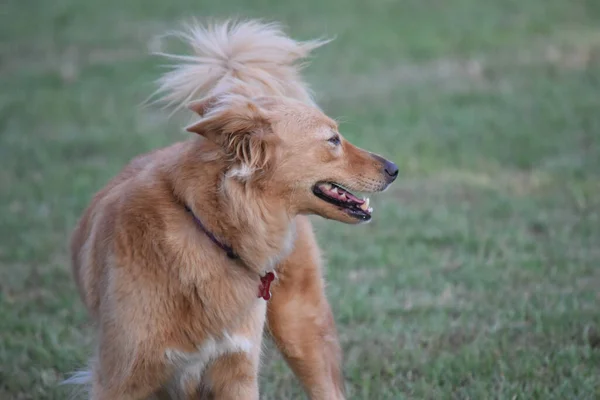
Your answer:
[151,19,329,111]
[61,369,92,399]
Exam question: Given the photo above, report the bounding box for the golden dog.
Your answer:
[68,20,398,399]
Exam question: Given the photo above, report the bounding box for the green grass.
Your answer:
[2,0,600,398]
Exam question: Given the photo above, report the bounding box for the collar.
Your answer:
[184,204,238,259]
[184,204,275,300]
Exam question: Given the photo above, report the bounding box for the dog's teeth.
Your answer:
[339,192,347,200]
[331,187,338,194]
[359,198,370,211]
[321,183,332,190]
[368,207,373,213]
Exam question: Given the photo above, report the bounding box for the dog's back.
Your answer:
[70,144,181,318]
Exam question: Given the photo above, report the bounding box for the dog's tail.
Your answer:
[60,369,92,399]
[151,19,330,111]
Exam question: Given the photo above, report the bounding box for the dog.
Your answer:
[68,20,398,399]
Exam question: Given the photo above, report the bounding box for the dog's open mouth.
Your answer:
[313,182,373,221]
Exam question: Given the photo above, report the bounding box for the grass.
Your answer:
[1,0,600,398]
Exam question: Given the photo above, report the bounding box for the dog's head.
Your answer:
[186,94,398,224]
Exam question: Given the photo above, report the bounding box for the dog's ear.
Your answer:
[185,95,276,175]
[187,96,218,117]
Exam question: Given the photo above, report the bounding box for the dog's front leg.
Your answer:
[267,217,345,400]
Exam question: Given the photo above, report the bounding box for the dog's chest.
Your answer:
[164,299,266,396]
[166,332,253,374]
[164,333,252,398]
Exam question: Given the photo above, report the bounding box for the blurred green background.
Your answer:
[1,0,600,399]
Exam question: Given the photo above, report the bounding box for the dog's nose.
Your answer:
[384,160,399,181]
[371,154,399,183]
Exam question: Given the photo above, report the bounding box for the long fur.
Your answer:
[151,19,329,110]
[66,18,396,400]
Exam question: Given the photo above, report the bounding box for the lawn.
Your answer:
[1,0,600,399]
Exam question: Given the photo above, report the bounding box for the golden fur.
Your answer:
[68,20,397,399]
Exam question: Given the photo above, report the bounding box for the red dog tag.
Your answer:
[258,272,275,300]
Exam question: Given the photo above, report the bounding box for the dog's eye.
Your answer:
[328,135,341,146]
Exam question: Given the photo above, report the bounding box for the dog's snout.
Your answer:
[371,154,398,183]
[384,160,398,180]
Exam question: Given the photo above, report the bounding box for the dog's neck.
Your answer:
[170,139,296,275]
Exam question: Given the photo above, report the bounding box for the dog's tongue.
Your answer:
[345,191,364,204]
[319,183,368,207]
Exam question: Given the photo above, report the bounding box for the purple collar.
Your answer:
[184,204,275,301]
[184,205,239,260]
